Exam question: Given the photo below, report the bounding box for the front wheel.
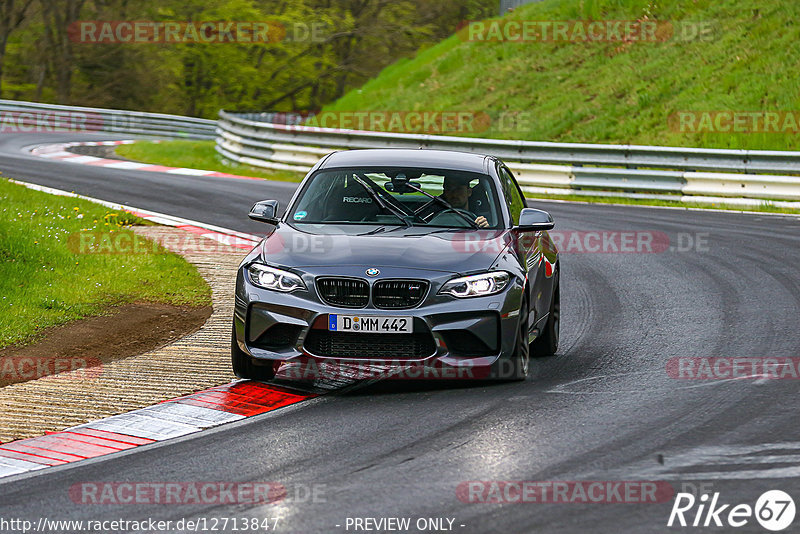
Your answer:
[490,297,530,381]
[531,277,560,357]
[231,324,277,381]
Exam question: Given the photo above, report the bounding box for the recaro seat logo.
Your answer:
[668,490,796,531]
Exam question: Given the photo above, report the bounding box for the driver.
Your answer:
[424,176,489,228]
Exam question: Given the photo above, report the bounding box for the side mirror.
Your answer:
[249,200,280,225]
[516,208,554,231]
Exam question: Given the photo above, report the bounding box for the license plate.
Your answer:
[329,315,413,334]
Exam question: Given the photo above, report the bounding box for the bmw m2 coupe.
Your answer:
[233,149,560,381]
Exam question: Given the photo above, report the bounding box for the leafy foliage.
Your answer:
[0,0,495,115]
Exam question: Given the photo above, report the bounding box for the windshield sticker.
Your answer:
[294,211,308,220]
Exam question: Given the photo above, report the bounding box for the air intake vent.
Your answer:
[304,331,436,360]
[316,278,369,308]
[373,280,428,309]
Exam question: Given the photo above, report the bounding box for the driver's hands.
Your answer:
[475,216,489,228]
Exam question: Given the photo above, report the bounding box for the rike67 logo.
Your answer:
[668,490,796,531]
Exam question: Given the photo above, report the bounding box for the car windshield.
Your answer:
[288,168,502,229]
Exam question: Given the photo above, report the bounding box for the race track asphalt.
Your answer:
[2,133,800,533]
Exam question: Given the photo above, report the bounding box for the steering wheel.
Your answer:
[428,208,478,227]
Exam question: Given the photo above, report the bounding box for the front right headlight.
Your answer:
[248,263,305,293]
[439,271,510,298]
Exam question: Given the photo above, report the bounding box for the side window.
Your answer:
[498,165,524,225]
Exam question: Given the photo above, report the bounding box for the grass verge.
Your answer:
[0,177,212,348]
[116,140,305,182]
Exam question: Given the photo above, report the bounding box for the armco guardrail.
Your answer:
[217,111,800,174]
[4,100,798,208]
[216,111,800,208]
[0,99,215,140]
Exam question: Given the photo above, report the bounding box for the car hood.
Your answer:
[257,225,512,275]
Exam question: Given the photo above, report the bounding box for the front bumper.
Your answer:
[234,265,524,370]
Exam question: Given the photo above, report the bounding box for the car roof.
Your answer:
[318,149,492,174]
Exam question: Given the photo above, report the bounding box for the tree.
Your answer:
[1,0,496,113]
[0,0,34,98]
[39,0,86,103]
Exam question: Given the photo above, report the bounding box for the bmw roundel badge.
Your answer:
[366,268,380,277]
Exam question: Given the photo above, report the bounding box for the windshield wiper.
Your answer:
[357,225,409,236]
[351,175,412,228]
[405,182,479,229]
[425,228,465,234]
[357,173,417,219]
[358,226,387,236]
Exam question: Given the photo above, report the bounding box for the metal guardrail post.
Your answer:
[0,99,216,140]
[3,100,799,207]
[214,110,800,206]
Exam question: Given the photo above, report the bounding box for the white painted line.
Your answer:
[528,196,800,220]
[166,168,215,176]
[145,215,190,226]
[7,179,262,242]
[101,161,151,170]
[61,155,102,164]
[23,140,265,184]
[20,140,800,222]
[101,140,130,146]
[647,466,800,481]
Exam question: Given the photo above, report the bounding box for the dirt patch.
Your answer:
[67,144,131,161]
[0,303,212,388]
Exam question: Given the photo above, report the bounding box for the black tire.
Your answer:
[231,324,277,381]
[490,297,530,381]
[531,276,560,357]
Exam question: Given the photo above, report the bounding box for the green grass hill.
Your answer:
[325,0,800,150]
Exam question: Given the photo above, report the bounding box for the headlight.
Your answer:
[248,263,305,292]
[439,271,510,298]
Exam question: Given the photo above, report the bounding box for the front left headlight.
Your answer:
[248,263,306,293]
[439,271,510,298]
